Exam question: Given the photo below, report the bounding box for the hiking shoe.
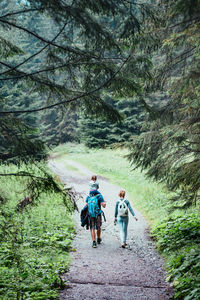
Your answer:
[97,238,102,244]
[92,241,97,248]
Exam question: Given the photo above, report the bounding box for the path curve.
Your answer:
[49,159,173,300]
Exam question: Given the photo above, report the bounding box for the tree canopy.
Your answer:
[1,0,199,204]
[0,0,155,159]
[128,0,200,208]
[0,0,157,202]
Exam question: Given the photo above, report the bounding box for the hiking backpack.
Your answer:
[118,199,128,217]
[87,195,100,218]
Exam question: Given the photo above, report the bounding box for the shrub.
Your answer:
[152,213,200,299]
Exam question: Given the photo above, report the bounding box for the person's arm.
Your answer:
[98,194,106,208]
[127,200,138,221]
[101,202,106,208]
[114,202,118,220]
[96,181,99,190]
[85,195,89,205]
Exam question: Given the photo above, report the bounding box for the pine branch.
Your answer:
[0,59,121,80]
[0,22,68,76]
[141,17,200,36]
[123,1,156,7]
[156,46,196,79]
[0,59,82,91]
[0,18,97,58]
[0,172,44,179]
[0,9,40,19]
[168,17,200,30]
[0,54,131,115]
[0,36,23,58]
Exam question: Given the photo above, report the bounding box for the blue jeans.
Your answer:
[118,216,129,244]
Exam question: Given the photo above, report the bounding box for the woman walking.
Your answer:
[114,190,138,248]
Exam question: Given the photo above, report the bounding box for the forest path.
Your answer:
[49,158,173,300]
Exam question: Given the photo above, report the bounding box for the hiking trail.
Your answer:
[49,158,173,300]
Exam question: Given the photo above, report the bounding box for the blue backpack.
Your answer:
[87,195,101,218]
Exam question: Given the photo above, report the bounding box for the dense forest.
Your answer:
[0,0,200,299]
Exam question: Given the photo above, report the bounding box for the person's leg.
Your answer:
[96,215,102,243]
[122,217,129,245]
[97,229,101,244]
[89,218,97,247]
[90,228,96,241]
[120,217,128,247]
[97,229,101,239]
[118,217,124,244]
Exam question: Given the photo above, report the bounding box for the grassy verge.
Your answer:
[0,163,74,300]
[53,143,173,222]
[53,143,200,299]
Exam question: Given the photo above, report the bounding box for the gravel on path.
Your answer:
[49,159,173,300]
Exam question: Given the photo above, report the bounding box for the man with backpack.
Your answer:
[86,192,106,248]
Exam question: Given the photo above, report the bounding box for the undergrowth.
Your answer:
[0,163,74,299]
[152,214,200,300]
[53,143,200,300]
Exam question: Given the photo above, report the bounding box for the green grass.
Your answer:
[58,159,79,172]
[53,143,199,300]
[56,157,84,175]
[53,143,173,223]
[0,163,74,300]
[51,143,89,156]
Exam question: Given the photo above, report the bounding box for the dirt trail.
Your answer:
[49,159,173,300]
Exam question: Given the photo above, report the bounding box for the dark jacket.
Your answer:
[80,205,89,229]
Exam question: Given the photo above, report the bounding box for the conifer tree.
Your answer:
[128,0,200,207]
[78,97,145,147]
[40,107,78,145]
[0,0,157,198]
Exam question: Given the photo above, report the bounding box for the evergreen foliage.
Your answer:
[1,1,199,296]
[0,0,48,162]
[0,80,46,162]
[128,0,200,208]
[62,145,200,300]
[0,0,154,196]
[0,163,74,299]
[0,0,153,120]
[40,107,78,146]
[78,97,145,148]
